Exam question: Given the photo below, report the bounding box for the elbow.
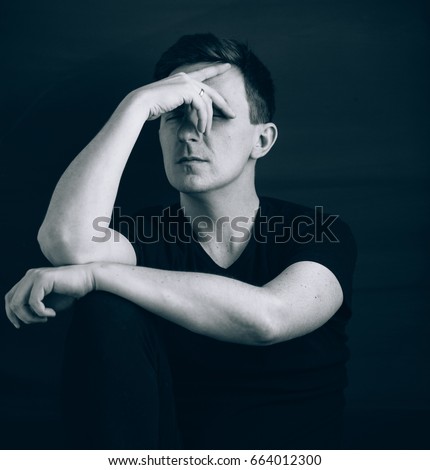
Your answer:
[250,304,284,347]
[249,292,295,346]
[253,322,279,346]
[37,226,60,264]
[37,227,91,266]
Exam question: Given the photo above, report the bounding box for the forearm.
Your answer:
[38,91,148,264]
[92,262,282,345]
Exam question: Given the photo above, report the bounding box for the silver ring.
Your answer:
[199,88,205,97]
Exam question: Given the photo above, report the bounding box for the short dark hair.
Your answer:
[154,33,275,124]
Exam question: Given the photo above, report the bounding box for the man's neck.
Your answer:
[179,187,260,268]
[182,189,259,216]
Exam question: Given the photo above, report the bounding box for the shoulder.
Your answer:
[258,196,356,246]
[257,196,357,307]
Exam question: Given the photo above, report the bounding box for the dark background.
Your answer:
[1,0,429,449]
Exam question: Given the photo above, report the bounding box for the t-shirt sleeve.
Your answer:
[285,215,357,310]
[115,206,161,268]
[131,232,144,267]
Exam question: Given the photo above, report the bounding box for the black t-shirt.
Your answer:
[129,196,357,402]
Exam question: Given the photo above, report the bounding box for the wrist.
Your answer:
[88,261,104,292]
[123,89,151,122]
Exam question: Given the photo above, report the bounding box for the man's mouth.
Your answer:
[176,156,208,164]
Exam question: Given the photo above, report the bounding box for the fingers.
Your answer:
[5,297,21,329]
[198,87,216,134]
[154,63,236,134]
[5,282,21,328]
[28,278,56,318]
[185,83,233,134]
[6,297,47,326]
[4,270,55,329]
[187,62,231,82]
[183,94,207,134]
[204,87,236,119]
[202,91,213,135]
[187,63,236,120]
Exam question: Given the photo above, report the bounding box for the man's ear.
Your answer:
[250,123,278,160]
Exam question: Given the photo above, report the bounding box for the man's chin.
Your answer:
[168,176,213,194]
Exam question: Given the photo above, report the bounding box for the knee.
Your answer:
[67,291,165,368]
[77,290,135,312]
[72,291,154,335]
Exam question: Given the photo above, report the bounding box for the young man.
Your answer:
[4,34,356,449]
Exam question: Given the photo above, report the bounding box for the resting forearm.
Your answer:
[92,262,282,345]
[38,91,148,264]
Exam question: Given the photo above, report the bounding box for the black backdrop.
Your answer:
[1,0,429,449]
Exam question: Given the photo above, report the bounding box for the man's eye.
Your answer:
[212,105,227,119]
[165,106,186,122]
[165,112,183,122]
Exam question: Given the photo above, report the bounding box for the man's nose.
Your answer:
[177,109,201,142]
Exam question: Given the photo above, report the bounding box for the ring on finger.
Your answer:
[199,88,205,97]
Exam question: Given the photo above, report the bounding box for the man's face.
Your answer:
[159,62,261,195]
